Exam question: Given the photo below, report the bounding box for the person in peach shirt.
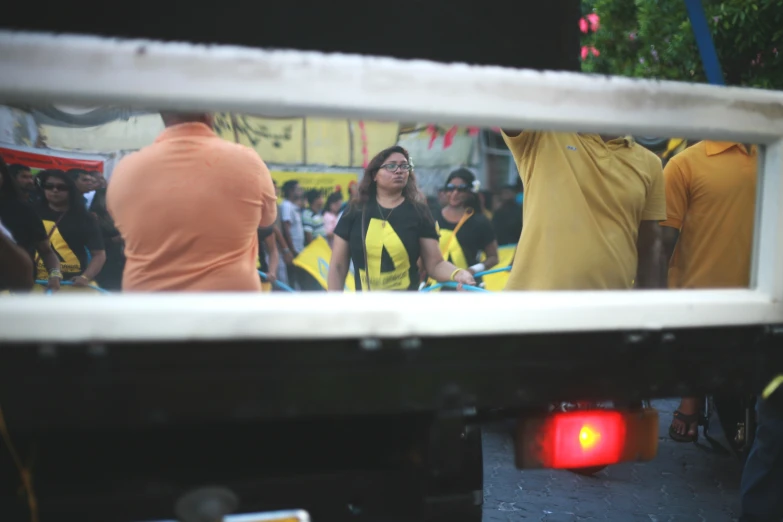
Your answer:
[107,112,277,291]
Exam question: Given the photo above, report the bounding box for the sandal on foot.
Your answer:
[669,410,699,442]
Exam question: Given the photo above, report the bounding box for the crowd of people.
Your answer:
[0,112,779,520]
[0,114,522,294]
[0,161,122,293]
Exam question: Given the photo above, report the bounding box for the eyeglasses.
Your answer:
[445,183,471,192]
[44,183,69,192]
[381,163,413,173]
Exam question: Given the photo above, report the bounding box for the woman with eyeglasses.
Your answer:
[437,169,499,281]
[327,146,475,291]
[34,169,106,290]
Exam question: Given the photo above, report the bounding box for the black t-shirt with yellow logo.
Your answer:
[436,211,496,269]
[34,203,104,280]
[335,200,438,291]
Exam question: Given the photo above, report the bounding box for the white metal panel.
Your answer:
[0,290,778,343]
[0,31,782,142]
[0,31,781,342]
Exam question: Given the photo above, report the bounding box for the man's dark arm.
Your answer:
[0,232,34,291]
[635,220,666,289]
[661,225,679,264]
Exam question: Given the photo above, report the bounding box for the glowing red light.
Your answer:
[539,411,626,469]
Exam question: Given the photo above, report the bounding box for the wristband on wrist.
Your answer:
[469,263,486,274]
[49,269,62,279]
[450,268,463,281]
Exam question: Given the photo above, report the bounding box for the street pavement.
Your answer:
[481,399,744,521]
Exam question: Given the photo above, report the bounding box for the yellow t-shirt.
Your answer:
[502,131,666,290]
[661,141,757,289]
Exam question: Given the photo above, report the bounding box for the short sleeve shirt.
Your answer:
[34,203,104,279]
[501,131,665,290]
[436,212,496,269]
[661,141,757,289]
[302,209,326,239]
[334,200,438,291]
[0,198,47,261]
[280,200,305,252]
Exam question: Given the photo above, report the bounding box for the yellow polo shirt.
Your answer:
[661,141,757,289]
[502,131,666,290]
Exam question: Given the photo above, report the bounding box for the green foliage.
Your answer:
[581,0,783,89]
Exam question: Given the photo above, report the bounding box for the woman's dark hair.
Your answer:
[353,146,427,209]
[38,169,87,217]
[325,192,343,213]
[0,156,20,201]
[445,167,480,211]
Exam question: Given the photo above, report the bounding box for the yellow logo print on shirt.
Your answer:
[360,218,410,291]
[438,229,468,269]
[36,220,81,279]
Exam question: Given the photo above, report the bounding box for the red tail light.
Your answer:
[541,410,626,469]
[515,408,658,470]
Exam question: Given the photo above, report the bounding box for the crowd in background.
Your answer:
[0,113,523,294]
[0,160,122,292]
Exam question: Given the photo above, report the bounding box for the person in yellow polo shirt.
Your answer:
[501,131,666,291]
[662,141,757,442]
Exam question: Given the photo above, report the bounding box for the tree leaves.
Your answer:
[581,0,782,88]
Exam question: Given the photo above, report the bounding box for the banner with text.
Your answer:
[293,236,355,291]
[271,171,359,204]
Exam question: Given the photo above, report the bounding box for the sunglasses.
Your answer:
[445,183,471,192]
[381,163,413,173]
[43,183,69,192]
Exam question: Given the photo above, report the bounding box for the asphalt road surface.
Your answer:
[482,399,744,521]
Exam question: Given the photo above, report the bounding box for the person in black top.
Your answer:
[0,157,62,291]
[8,163,41,205]
[86,172,126,291]
[34,169,106,288]
[257,225,279,290]
[0,217,35,291]
[437,169,499,278]
[328,146,475,291]
[492,184,523,246]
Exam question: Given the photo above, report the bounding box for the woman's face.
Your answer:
[374,152,410,193]
[311,195,324,211]
[43,177,70,206]
[446,177,471,207]
[329,199,342,214]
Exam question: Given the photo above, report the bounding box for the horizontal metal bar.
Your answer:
[0,31,782,142]
[0,290,779,342]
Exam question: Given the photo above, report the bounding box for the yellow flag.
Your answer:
[480,245,516,292]
[293,236,356,291]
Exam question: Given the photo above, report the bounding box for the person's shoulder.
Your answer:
[472,212,493,230]
[31,200,50,216]
[668,141,707,168]
[403,198,426,213]
[632,142,663,168]
[472,210,491,224]
[219,141,267,166]
[111,150,147,178]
